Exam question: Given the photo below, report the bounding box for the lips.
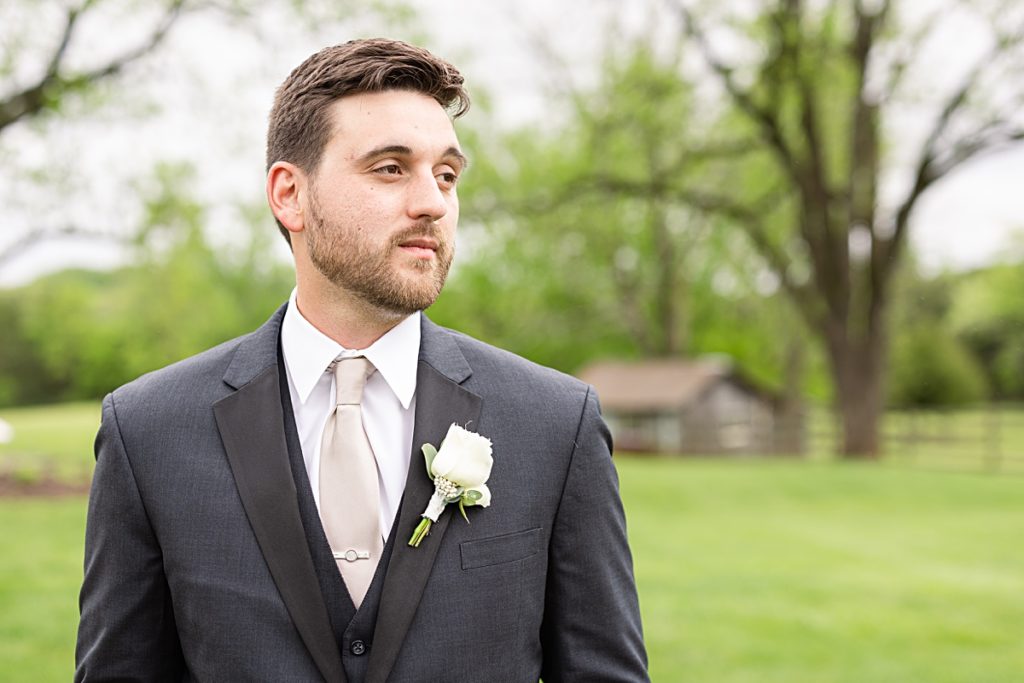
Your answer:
[396,233,441,260]
[398,236,439,251]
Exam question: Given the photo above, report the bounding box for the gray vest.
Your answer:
[279,353,401,682]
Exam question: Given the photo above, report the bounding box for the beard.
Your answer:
[304,189,454,315]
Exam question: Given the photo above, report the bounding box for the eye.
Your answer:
[436,170,459,189]
[373,164,402,176]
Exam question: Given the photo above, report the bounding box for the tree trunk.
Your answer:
[774,331,805,455]
[826,319,887,458]
[838,361,883,457]
[650,201,681,355]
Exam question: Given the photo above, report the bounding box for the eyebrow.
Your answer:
[357,144,469,171]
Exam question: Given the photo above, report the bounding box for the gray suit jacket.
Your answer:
[76,305,648,682]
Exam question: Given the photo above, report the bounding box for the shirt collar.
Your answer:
[281,289,420,409]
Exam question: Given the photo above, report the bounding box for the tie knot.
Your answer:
[332,357,375,405]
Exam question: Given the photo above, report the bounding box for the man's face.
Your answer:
[303,90,464,315]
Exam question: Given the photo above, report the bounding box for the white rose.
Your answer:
[466,484,491,508]
[430,424,493,487]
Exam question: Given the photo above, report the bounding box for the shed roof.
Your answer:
[577,358,751,412]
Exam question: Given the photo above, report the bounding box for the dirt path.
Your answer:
[0,472,90,498]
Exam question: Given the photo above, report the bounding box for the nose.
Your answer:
[407,170,449,222]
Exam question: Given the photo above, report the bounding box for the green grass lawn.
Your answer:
[0,402,100,481]
[619,457,1024,682]
[1,403,1023,681]
[0,498,85,681]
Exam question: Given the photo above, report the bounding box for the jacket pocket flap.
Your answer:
[460,527,542,570]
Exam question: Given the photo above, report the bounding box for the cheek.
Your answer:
[338,184,390,212]
[446,197,460,228]
[442,215,457,244]
[328,195,383,232]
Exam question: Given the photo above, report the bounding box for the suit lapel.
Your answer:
[213,308,347,683]
[366,320,481,683]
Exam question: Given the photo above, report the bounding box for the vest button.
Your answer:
[351,640,367,656]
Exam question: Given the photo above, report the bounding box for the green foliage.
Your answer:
[888,324,988,408]
[949,264,1024,399]
[421,442,437,478]
[0,163,292,406]
[437,41,823,401]
[885,258,1024,406]
[887,264,988,408]
[18,268,135,399]
[0,292,65,405]
[993,343,1024,398]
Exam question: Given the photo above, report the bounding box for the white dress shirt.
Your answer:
[280,289,419,541]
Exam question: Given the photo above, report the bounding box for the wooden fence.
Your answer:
[805,404,1024,475]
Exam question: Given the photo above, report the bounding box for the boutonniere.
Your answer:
[408,423,493,547]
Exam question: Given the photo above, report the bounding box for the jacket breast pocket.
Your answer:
[460,527,542,570]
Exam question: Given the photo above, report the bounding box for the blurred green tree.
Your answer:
[435,42,830,416]
[950,263,1024,399]
[0,0,185,134]
[0,162,292,404]
[636,0,1024,456]
[887,261,969,407]
[0,0,188,267]
[889,323,988,408]
[0,0,398,270]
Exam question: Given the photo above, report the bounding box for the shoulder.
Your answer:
[442,325,590,397]
[428,323,599,435]
[107,329,256,421]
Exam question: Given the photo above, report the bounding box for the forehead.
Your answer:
[324,90,460,158]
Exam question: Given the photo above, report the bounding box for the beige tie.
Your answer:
[319,357,383,608]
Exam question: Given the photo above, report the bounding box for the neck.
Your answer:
[294,276,409,350]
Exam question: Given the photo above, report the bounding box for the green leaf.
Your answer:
[421,443,438,479]
[458,498,470,523]
[463,489,482,503]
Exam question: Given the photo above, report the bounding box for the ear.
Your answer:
[266,161,307,234]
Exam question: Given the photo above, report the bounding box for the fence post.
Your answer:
[906,410,917,463]
[985,403,1002,473]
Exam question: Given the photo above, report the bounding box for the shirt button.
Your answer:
[351,640,367,656]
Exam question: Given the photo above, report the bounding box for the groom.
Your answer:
[76,38,648,682]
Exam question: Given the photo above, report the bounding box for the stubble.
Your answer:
[304,188,454,315]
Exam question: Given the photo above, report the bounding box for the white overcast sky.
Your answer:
[1,0,1022,286]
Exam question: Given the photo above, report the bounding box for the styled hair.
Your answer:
[266,38,470,241]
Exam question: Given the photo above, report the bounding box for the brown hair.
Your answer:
[266,38,470,241]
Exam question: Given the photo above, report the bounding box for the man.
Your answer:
[76,38,648,682]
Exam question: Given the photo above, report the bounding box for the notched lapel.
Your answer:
[214,364,347,683]
[366,353,482,683]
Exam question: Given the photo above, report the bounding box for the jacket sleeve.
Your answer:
[75,393,185,682]
[539,387,650,682]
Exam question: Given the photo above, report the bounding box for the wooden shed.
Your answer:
[578,358,790,455]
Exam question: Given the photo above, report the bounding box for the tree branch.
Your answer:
[585,170,822,327]
[0,0,187,133]
[889,19,1024,259]
[933,127,1024,178]
[779,0,845,295]
[848,0,883,228]
[509,8,594,120]
[45,4,85,80]
[742,220,823,332]
[668,0,802,181]
[877,6,942,102]
[779,0,827,196]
